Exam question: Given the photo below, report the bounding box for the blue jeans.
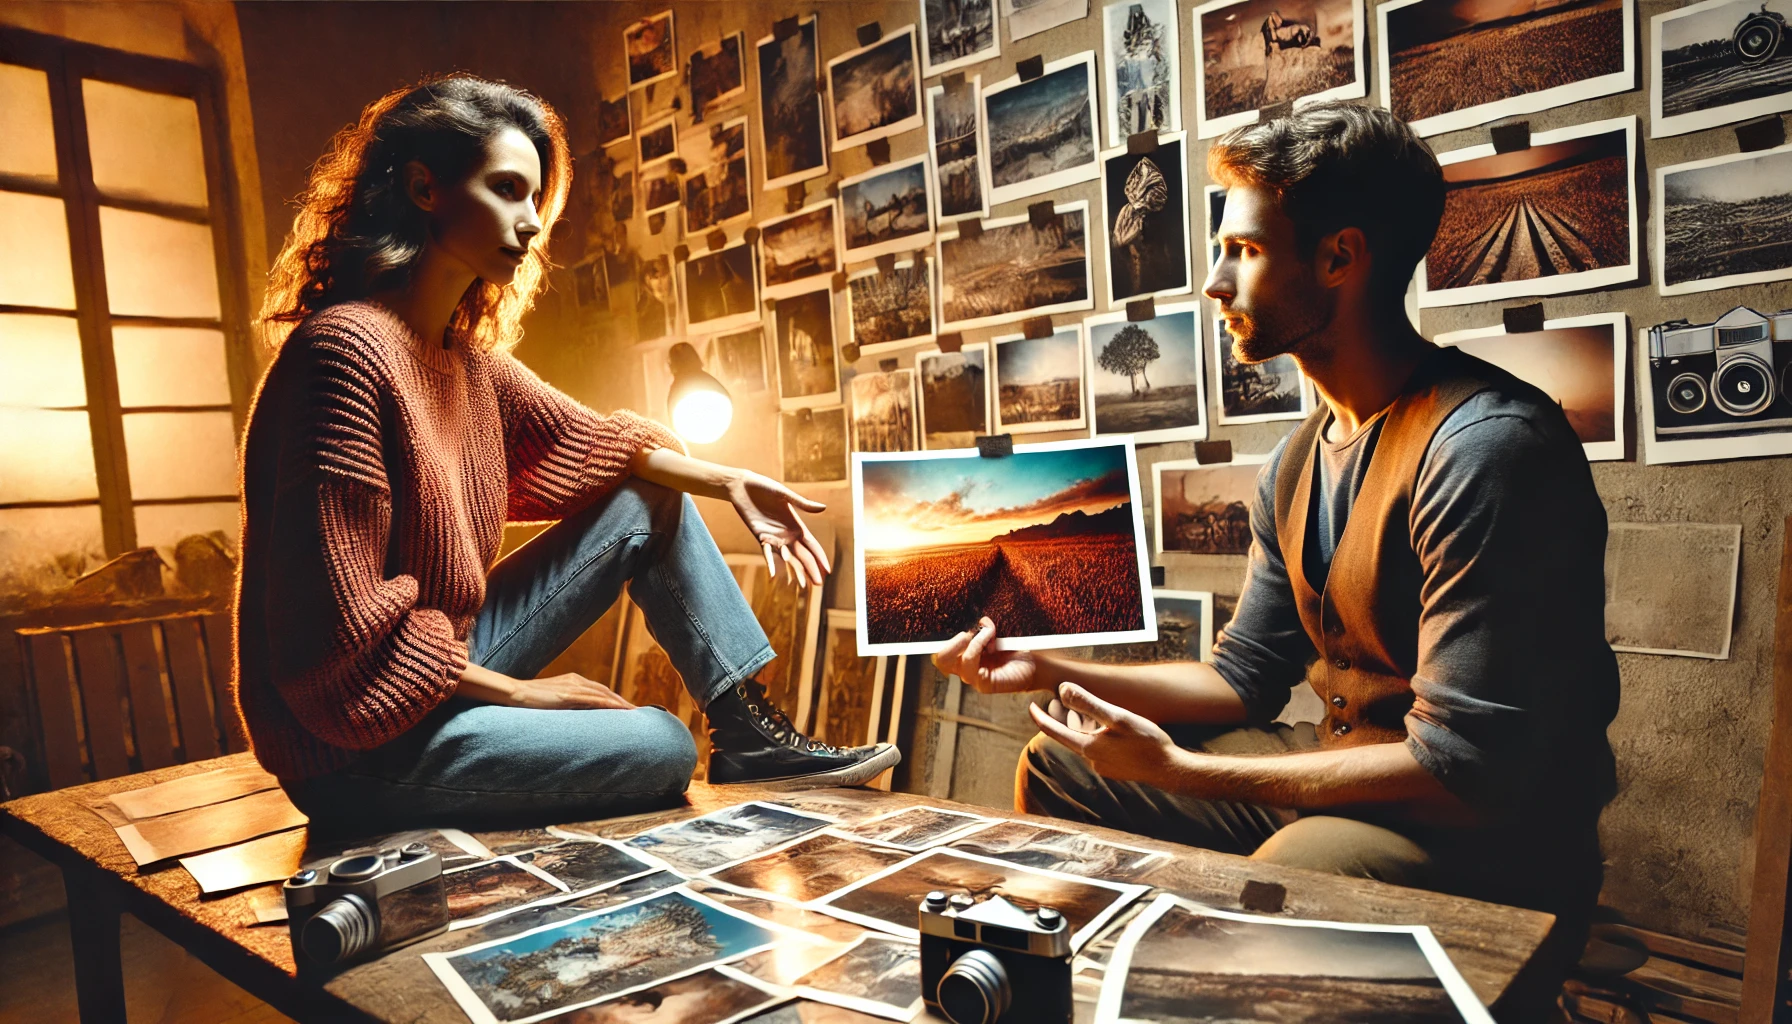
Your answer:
[286,479,776,836]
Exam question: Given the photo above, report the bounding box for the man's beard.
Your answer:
[1227,290,1332,365]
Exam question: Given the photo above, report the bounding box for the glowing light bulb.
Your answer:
[673,388,732,444]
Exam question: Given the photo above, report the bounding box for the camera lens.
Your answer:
[939,949,1012,1024]
[301,894,376,964]
[1666,373,1708,416]
[1715,357,1774,417]
[1735,12,1782,63]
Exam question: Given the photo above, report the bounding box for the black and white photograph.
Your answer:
[637,255,674,344]
[1435,312,1627,461]
[840,805,995,849]
[848,258,935,353]
[1657,144,1792,296]
[757,15,830,190]
[1153,454,1269,556]
[443,857,569,930]
[1088,589,1216,667]
[679,240,760,334]
[1605,522,1742,658]
[759,202,839,300]
[920,0,1001,78]
[1093,894,1493,1024]
[850,368,920,453]
[1086,305,1207,443]
[926,77,990,224]
[1004,0,1089,40]
[1378,0,1634,138]
[687,32,746,124]
[546,968,783,1024]
[1194,0,1365,138]
[623,802,834,876]
[705,326,768,395]
[774,287,841,408]
[827,26,924,152]
[682,118,751,235]
[706,831,911,903]
[992,324,1088,433]
[916,343,990,449]
[1100,132,1192,305]
[793,934,924,1021]
[1213,318,1310,424]
[637,117,677,169]
[642,167,681,214]
[517,840,662,898]
[838,156,935,263]
[597,94,631,148]
[947,819,1171,880]
[982,51,1100,205]
[1653,0,1792,137]
[1421,116,1638,307]
[1104,0,1182,146]
[1638,306,1792,465]
[781,406,851,485]
[937,201,1094,331]
[624,10,677,88]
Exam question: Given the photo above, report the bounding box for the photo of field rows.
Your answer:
[939,208,1089,325]
[1386,0,1623,123]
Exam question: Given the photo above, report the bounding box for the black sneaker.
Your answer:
[706,680,901,788]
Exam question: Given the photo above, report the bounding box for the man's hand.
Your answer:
[505,672,637,711]
[933,617,1043,694]
[1029,682,1183,786]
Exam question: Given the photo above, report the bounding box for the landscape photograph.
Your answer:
[983,53,1100,203]
[774,288,840,407]
[938,203,1093,331]
[680,118,749,234]
[596,95,630,147]
[757,16,829,189]
[444,859,563,925]
[994,326,1087,433]
[1102,135,1192,304]
[853,438,1152,652]
[637,118,676,168]
[1154,457,1264,555]
[1088,589,1215,666]
[705,326,767,395]
[686,32,745,123]
[518,842,658,897]
[947,820,1170,879]
[760,203,838,299]
[849,368,918,453]
[1105,0,1180,145]
[707,832,910,904]
[1214,320,1308,423]
[849,259,934,351]
[1196,0,1362,136]
[623,10,676,88]
[1655,0,1792,136]
[625,802,833,875]
[1087,307,1207,442]
[928,78,989,222]
[839,157,934,262]
[1439,316,1623,459]
[679,242,759,334]
[781,407,850,485]
[921,0,1000,77]
[917,345,991,449]
[828,27,923,150]
[794,935,924,1020]
[1658,145,1792,294]
[550,969,780,1024]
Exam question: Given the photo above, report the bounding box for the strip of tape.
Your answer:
[975,434,1014,458]
[1194,439,1233,465]
[1501,303,1545,334]
[1491,122,1530,153]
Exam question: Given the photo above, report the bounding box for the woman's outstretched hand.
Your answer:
[933,616,1042,694]
[727,470,832,587]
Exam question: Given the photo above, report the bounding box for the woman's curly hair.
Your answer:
[258,74,571,354]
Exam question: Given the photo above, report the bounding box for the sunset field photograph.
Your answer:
[1437,312,1626,460]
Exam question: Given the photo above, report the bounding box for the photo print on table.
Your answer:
[687,877,871,945]
[705,326,769,395]
[827,26,924,152]
[1103,0,1182,146]
[775,287,841,408]
[1005,0,1090,40]
[543,968,783,1024]
[1193,0,1365,139]
[641,166,681,214]
[1378,0,1633,138]
[624,10,677,89]
[920,0,1001,77]
[1435,312,1628,461]
[946,819,1171,880]
[466,826,560,857]
[706,831,912,904]
[760,202,839,300]
[937,201,1094,331]
[1088,589,1216,666]
[817,608,889,749]
[850,368,919,453]
[794,933,925,1021]
[624,801,836,876]
[1656,143,1792,296]
[838,155,935,263]
[1086,304,1207,443]
[926,76,991,224]
[442,857,569,930]
[1099,132,1192,305]
[781,406,851,485]
[682,117,751,234]
[597,94,631,147]
[757,15,829,191]
[687,31,746,124]
[982,52,1100,205]
[853,436,1157,654]
[916,342,991,449]
[848,257,935,353]
[1420,116,1639,308]
[1213,317,1310,424]
[840,805,996,850]
[636,255,675,344]
[992,324,1088,434]
[679,240,760,334]
[637,117,678,169]
[1653,0,1792,137]
[1638,306,1792,465]
[516,840,662,898]
[1153,453,1270,556]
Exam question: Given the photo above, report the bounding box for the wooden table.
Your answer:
[2,753,1561,1023]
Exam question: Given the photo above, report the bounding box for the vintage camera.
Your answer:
[1734,6,1786,65]
[1648,306,1792,436]
[919,892,1072,1024]
[284,842,450,972]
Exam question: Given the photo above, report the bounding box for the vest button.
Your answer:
[1333,657,1351,671]
[1334,723,1352,736]
[1330,695,1347,708]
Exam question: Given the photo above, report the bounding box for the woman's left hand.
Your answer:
[727,470,831,586]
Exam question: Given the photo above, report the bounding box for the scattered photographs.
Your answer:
[841,805,995,850]
[682,118,751,234]
[707,831,911,903]
[1099,132,1192,305]
[1088,589,1217,668]
[992,324,1088,434]
[853,437,1157,654]
[1379,0,1633,138]
[1005,0,1089,41]
[848,258,935,353]
[827,26,924,152]
[443,857,567,930]
[947,819,1171,880]
[774,287,842,408]
[760,202,839,300]
[1653,0,1792,138]
[705,326,769,394]
[817,608,888,748]
[1435,312,1628,461]
[1639,306,1792,465]
[624,10,678,89]
[1193,0,1366,139]
[473,827,561,858]
[636,255,675,344]
[687,31,746,123]
[1086,305,1208,443]
[850,368,920,453]
[794,934,924,1021]
[1422,116,1638,307]
[838,156,935,263]
[757,15,829,191]
[1656,144,1792,296]
[1152,454,1268,556]
[1103,0,1181,146]
[920,0,1001,78]
[1213,318,1310,424]
[517,840,662,897]
[610,168,636,222]
[916,343,991,449]
[597,94,631,147]
[678,240,760,334]
[781,406,851,485]
[624,802,834,875]
[1093,894,1495,1024]
[638,117,677,168]
[1605,522,1742,658]
[983,52,1100,205]
[642,166,682,214]
[553,968,783,1024]
[937,201,1094,331]
[926,77,990,224]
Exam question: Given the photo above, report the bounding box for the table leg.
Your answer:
[62,865,126,1023]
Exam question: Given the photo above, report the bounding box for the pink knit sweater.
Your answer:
[233,301,681,781]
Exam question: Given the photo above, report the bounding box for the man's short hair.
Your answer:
[1208,102,1444,306]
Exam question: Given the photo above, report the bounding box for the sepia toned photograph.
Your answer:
[781,406,851,485]
[705,326,768,395]
[610,168,635,223]
[794,934,924,1021]
[992,325,1087,433]
[927,77,990,224]
[1194,0,1365,138]
[1638,307,1792,465]
[637,117,677,168]
[848,258,934,353]
[1653,0,1792,137]
[682,118,750,234]
[1657,144,1792,295]
[549,968,782,1024]
[946,819,1171,880]
[774,287,841,408]
[1088,589,1217,670]
[760,203,839,300]
[679,241,760,334]
[1379,0,1633,138]
[817,608,888,750]
[827,26,924,152]
[642,167,681,214]
[1100,133,1192,305]
[1213,319,1309,424]
[921,0,1001,77]
[852,437,1156,654]
[624,801,834,876]
[636,255,674,344]
[1153,455,1268,556]
[707,831,911,903]
[937,202,1094,331]
[597,94,631,147]
[518,840,661,897]
[1086,305,1207,443]
[850,368,919,453]
[757,15,829,190]
[473,827,561,858]
[687,32,746,124]
[916,344,991,449]
[444,857,568,929]
[1421,116,1638,307]
[983,52,1100,205]
[838,156,935,263]
[624,10,677,88]
[841,805,995,850]
[1005,0,1089,40]
[1436,312,1627,460]
[1104,0,1181,146]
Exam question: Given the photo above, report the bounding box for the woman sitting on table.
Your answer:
[235,74,895,835]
